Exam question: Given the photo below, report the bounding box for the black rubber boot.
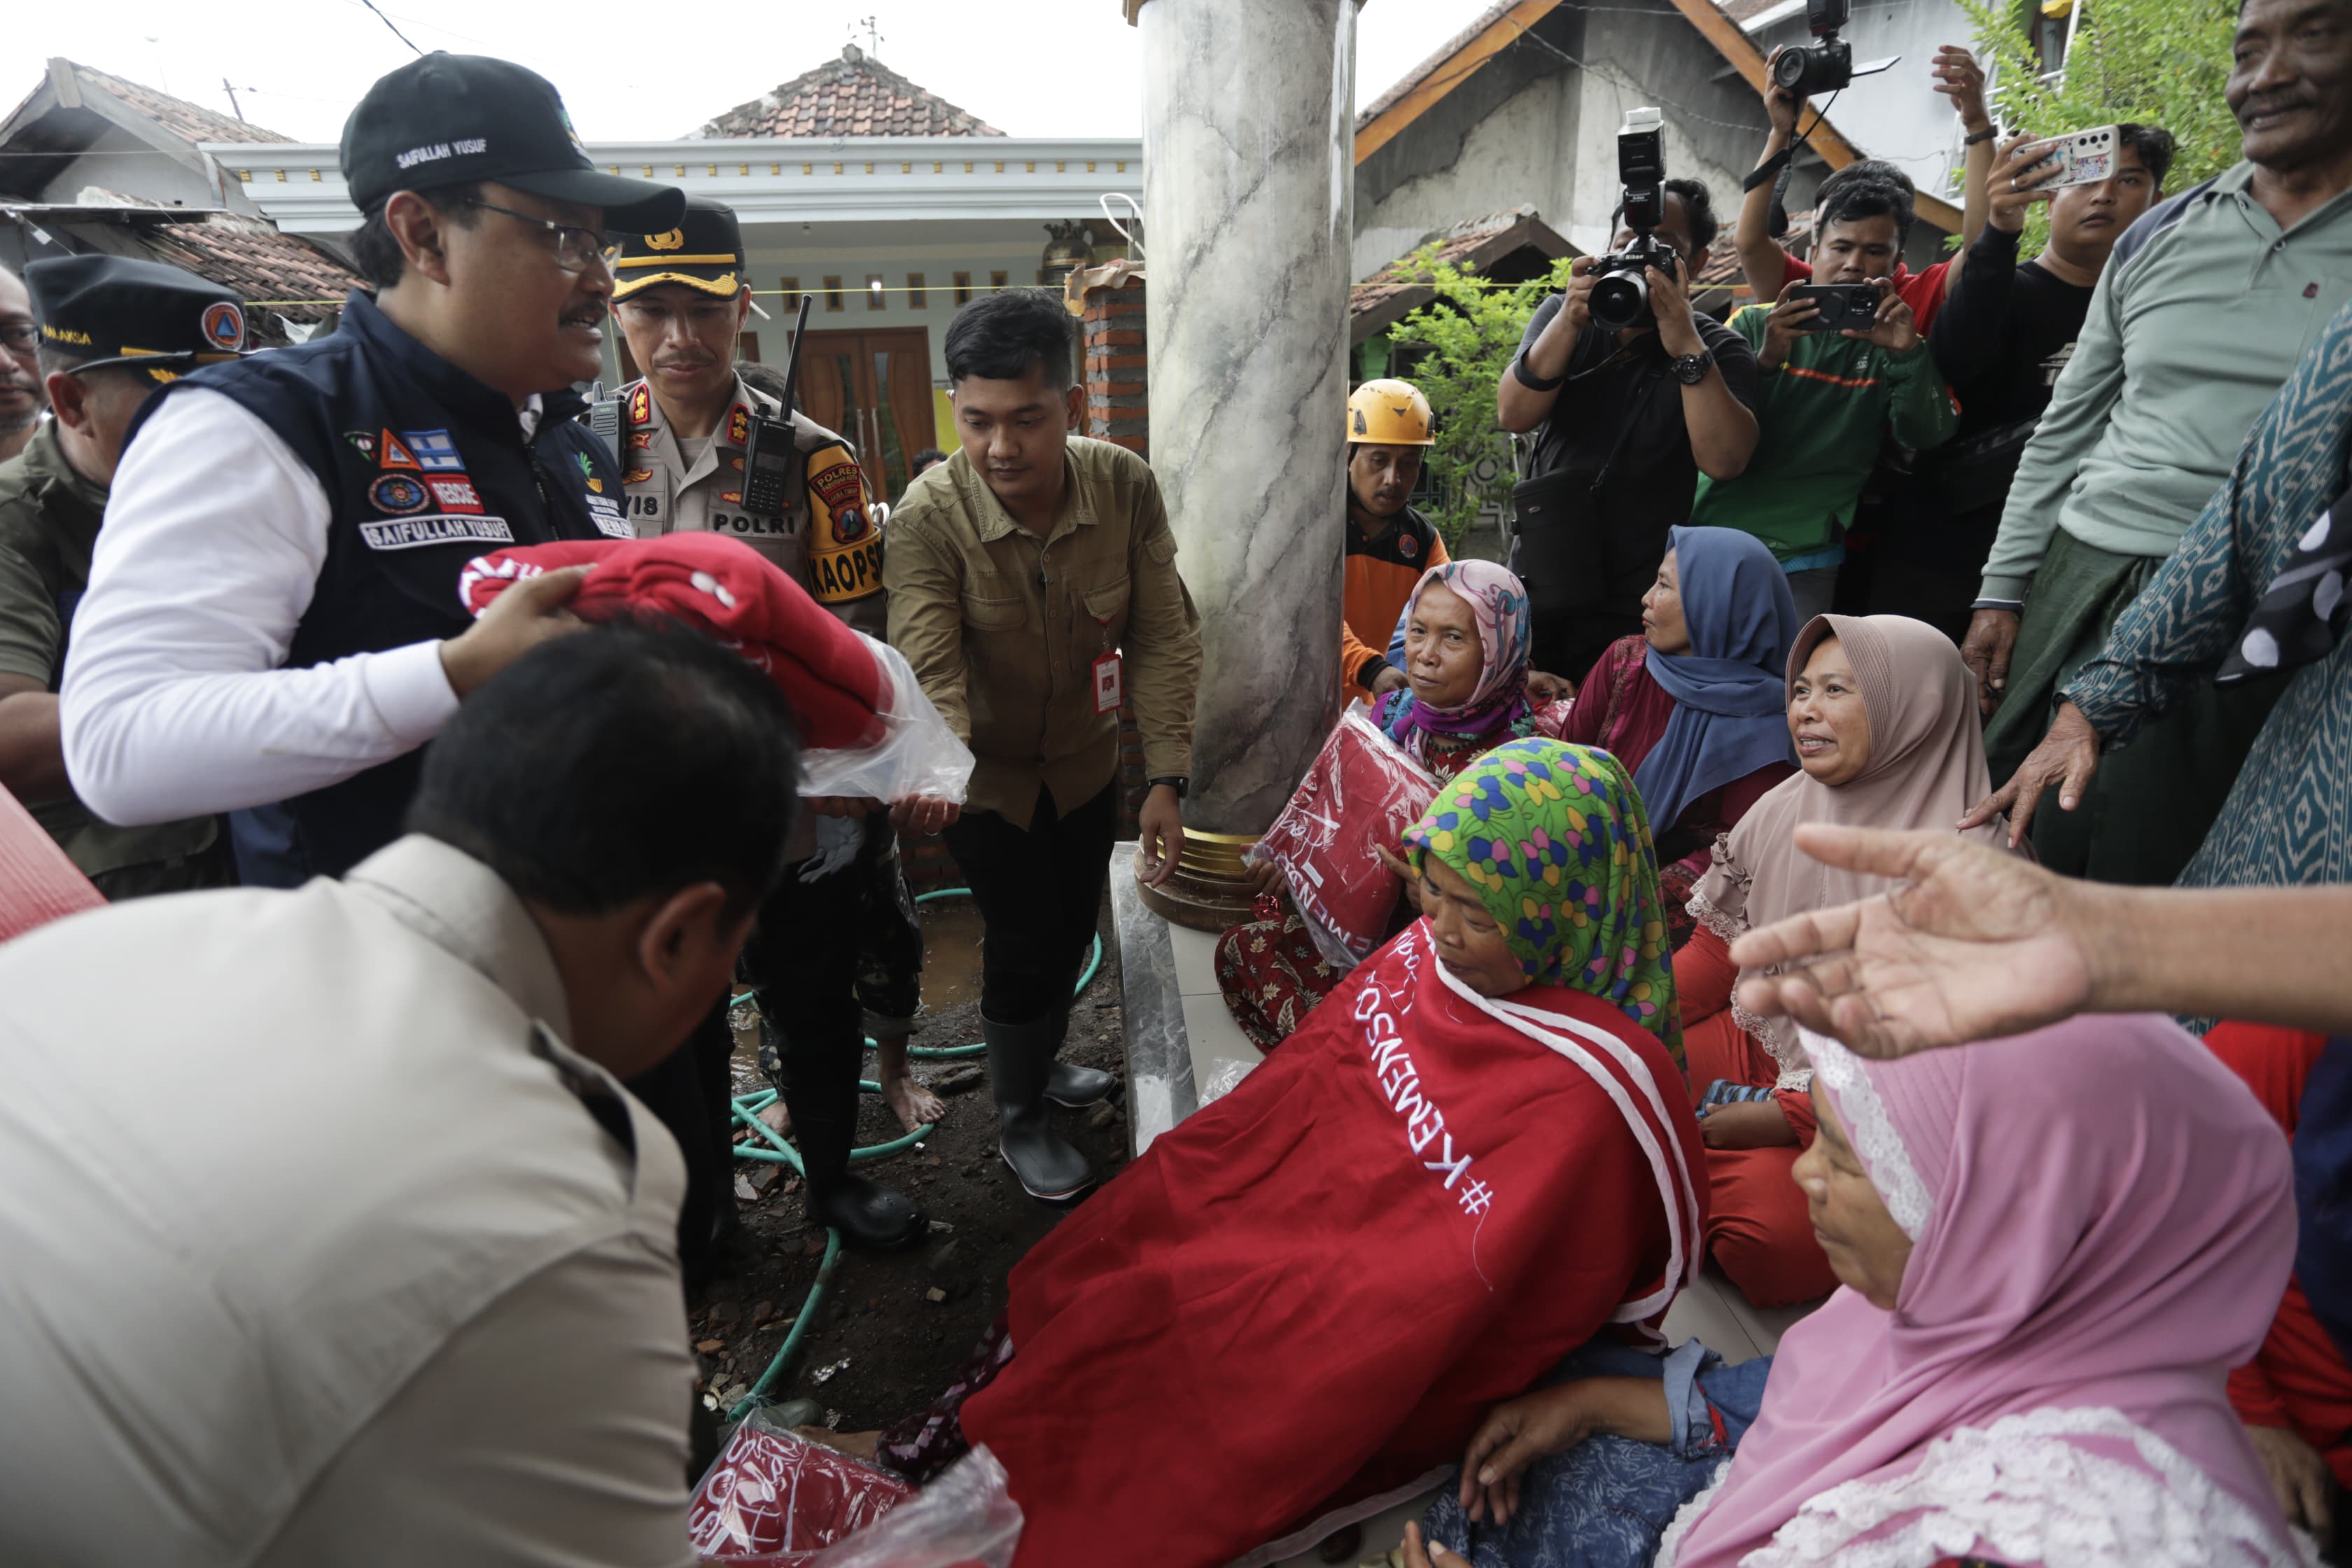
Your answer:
[791,1081,927,1252]
[1042,1003,1116,1107]
[986,1012,1096,1202]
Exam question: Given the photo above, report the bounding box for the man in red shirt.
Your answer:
[1732,46,2001,332]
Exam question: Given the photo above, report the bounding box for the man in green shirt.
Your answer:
[1963,0,2352,886]
[1689,178,1957,621]
[0,255,241,897]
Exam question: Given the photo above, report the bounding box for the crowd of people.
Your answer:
[0,3,2347,1563]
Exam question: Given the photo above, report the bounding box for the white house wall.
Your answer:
[1746,0,1972,219]
[30,124,232,211]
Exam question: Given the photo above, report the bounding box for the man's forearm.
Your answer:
[1679,372,1759,480]
[1736,127,1795,304]
[2092,883,2352,1033]
[1499,312,1575,432]
[0,692,70,805]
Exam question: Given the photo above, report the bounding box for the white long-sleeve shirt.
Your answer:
[60,390,540,826]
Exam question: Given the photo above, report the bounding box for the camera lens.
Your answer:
[1590,271,1651,333]
[1772,46,1809,90]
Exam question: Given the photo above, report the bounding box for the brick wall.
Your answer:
[1082,279,1148,460]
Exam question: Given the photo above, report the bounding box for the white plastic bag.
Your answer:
[806,1446,1023,1568]
[798,635,975,806]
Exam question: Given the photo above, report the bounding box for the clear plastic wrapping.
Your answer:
[797,635,976,806]
[1245,706,1441,970]
[806,1446,1024,1568]
[690,1409,911,1563]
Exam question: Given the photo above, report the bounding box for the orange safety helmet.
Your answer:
[1346,378,1436,446]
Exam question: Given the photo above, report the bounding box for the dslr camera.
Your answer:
[1588,107,1679,335]
[1770,0,1899,99]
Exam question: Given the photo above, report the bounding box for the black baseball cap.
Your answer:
[340,53,684,232]
[26,254,246,382]
[610,197,746,300]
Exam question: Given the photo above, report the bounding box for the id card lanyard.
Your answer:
[1091,616,1122,714]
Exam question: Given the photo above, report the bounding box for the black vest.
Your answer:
[121,289,628,884]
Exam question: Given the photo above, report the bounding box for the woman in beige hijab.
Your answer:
[1674,614,2017,1307]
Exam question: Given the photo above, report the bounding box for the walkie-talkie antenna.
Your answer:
[778,295,813,415]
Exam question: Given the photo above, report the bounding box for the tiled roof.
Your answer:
[1358,0,1527,131]
[1350,206,1575,340]
[68,61,290,146]
[130,216,361,333]
[697,44,1004,139]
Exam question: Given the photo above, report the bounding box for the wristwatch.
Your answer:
[1672,349,1714,386]
[1147,776,1189,799]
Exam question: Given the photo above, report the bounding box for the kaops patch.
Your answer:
[403,430,465,472]
[200,300,244,352]
[369,473,432,514]
[360,514,513,551]
[377,430,419,470]
[426,477,484,514]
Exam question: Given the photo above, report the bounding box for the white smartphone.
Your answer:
[2019,125,2122,190]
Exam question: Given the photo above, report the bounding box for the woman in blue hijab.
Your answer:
[1558,525,1797,948]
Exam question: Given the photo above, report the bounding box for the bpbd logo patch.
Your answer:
[369,474,431,514]
[200,300,244,352]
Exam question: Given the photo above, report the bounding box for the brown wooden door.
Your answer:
[792,327,933,502]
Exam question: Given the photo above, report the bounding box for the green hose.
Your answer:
[718,886,1103,1420]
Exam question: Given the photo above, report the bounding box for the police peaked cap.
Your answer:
[610,197,746,300]
[26,253,248,383]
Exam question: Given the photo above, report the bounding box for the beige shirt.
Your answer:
[0,836,698,1568]
[618,373,885,638]
[885,438,1201,827]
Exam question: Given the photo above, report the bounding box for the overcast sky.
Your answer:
[15,0,1497,144]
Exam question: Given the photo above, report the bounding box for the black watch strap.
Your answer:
[1147,776,1189,799]
[1674,349,1714,385]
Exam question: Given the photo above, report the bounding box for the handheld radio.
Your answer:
[738,296,814,517]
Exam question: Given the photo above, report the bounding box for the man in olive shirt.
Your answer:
[887,290,1202,1202]
[0,255,242,896]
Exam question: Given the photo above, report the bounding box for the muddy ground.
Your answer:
[685,895,1131,1443]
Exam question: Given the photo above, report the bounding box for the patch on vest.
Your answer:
[426,477,484,514]
[369,473,431,514]
[727,404,751,446]
[402,429,465,472]
[358,515,515,551]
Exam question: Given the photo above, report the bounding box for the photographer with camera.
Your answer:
[1499,109,1760,681]
[1689,178,1958,619]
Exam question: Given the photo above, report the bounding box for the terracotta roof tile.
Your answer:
[130,216,362,337]
[698,44,1004,139]
[68,61,290,146]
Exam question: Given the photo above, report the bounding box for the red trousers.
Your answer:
[2208,1021,2352,1488]
[1676,928,1839,1309]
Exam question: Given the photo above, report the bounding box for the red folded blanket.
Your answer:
[458,533,886,751]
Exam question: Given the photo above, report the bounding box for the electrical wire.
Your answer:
[356,0,425,55]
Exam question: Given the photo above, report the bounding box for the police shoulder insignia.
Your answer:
[627,384,651,427]
[726,404,750,447]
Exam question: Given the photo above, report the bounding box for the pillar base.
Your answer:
[1133,828,1259,932]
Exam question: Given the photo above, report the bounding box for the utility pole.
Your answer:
[222,78,246,123]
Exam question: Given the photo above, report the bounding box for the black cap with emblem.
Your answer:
[25,253,247,383]
[340,52,684,233]
[610,197,746,301]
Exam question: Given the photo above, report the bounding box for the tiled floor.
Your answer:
[1136,920,1825,1566]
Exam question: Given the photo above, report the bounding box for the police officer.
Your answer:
[606,199,930,1252]
[0,255,244,897]
[52,57,775,1274]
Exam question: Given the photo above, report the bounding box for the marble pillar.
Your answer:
[1138,0,1354,890]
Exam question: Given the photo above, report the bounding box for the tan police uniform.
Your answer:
[616,374,886,638]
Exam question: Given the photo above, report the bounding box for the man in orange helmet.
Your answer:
[1340,377,1448,704]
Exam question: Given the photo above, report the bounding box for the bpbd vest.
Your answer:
[122,290,628,883]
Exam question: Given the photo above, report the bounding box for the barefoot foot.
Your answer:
[879,1070,947,1135]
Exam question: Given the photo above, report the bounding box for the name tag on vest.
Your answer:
[358,514,517,552]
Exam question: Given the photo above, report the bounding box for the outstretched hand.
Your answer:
[1957,700,2101,847]
[1729,824,2097,1057]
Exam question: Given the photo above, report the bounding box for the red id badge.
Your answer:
[1092,650,1124,713]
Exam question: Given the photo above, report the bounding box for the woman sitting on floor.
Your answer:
[1679,614,2016,1309]
[864,742,1707,1568]
[1558,526,1798,951]
[1399,1011,2311,1568]
[1216,560,1570,1051]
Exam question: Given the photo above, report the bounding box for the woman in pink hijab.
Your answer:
[1403,1010,2314,1568]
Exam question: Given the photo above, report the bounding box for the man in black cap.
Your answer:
[0,255,243,896]
[608,197,933,1251]
[53,63,771,1281]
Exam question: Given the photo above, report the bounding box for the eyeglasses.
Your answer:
[456,200,614,274]
[0,323,36,353]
